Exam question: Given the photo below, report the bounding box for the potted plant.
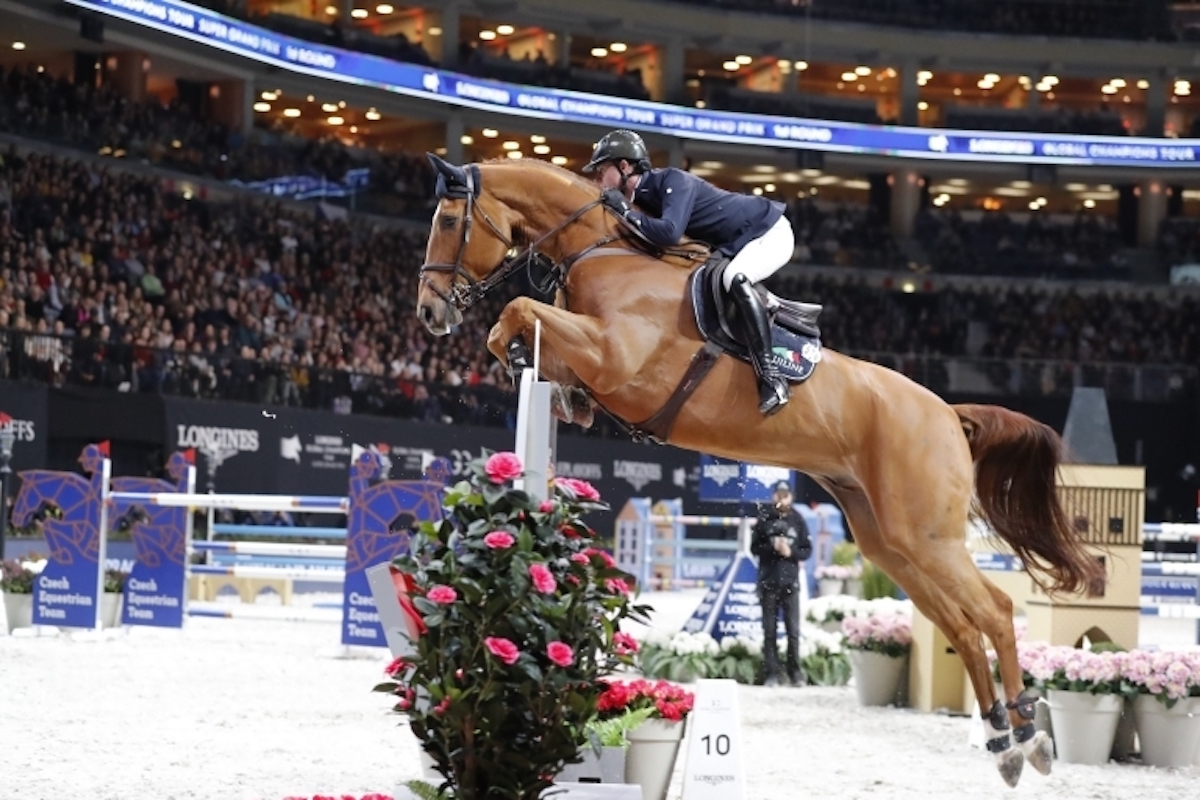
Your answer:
[595,678,695,800]
[637,629,719,683]
[1120,649,1200,767]
[1027,645,1130,765]
[803,594,859,633]
[814,564,851,597]
[103,568,127,629]
[374,451,648,799]
[841,612,912,707]
[798,626,851,686]
[558,707,654,785]
[1,556,44,633]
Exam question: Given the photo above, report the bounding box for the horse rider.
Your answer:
[582,129,795,416]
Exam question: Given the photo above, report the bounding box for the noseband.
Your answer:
[419,165,606,312]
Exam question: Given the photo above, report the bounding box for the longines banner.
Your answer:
[0,381,49,473]
[162,397,699,527]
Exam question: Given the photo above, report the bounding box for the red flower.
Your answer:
[529,563,557,594]
[484,530,515,549]
[566,575,581,586]
[538,500,556,513]
[485,636,521,665]
[584,547,616,569]
[485,451,523,483]
[547,641,575,667]
[570,553,589,565]
[555,477,602,502]
[426,585,457,604]
[434,696,452,716]
[384,657,408,677]
[559,524,582,539]
[604,578,631,596]
[390,568,427,637]
[613,632,639,655]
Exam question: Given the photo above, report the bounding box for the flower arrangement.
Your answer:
[841,613,913,658]
[374,451,648,800]
[596,678,695,722]
[1024,645,1128,695]
[0,557,46,594]
[104,568,128,594]
[987,639,1049,689]
[802,594,860,626]
[815,564,858,581]
[637,629,720,683]
[1118,649,1200,707]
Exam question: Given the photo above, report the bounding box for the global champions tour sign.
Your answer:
[65,0,1200,169]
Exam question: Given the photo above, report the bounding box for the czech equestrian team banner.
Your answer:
[67,0,1200,168]
[342,452,448,646]
[110,451,194,628]
[17,445,111,629]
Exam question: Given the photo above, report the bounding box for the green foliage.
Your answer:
[104,568,128,593]
[637,643,716,683]
[376,451,648,800]
[402,780,449,800]
[585,707,654,748]
[0,556,44,594]
[860,560,899,600]
[831,542,859,567]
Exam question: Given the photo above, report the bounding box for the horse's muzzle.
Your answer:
[417,299,461,336]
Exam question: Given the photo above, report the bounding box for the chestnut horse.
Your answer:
[415,156,1103,787]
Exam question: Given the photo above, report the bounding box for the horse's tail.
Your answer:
[953,404,1106,597]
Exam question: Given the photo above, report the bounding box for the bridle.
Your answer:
[419,164,608,312]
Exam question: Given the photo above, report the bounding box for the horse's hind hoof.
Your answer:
[994,747,1025,788]
[1020,730,1053,776]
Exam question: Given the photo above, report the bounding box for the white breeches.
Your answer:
[722,216,796,289]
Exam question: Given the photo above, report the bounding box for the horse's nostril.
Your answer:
[418,305,433,326]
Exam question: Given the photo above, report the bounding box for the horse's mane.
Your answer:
[478,157,600,199]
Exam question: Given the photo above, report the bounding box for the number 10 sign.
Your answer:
[680,679,745,799]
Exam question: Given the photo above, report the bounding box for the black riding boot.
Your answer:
[728,273,789,416]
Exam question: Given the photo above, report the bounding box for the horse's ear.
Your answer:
[427,152,455,177]
[427,152,473,200]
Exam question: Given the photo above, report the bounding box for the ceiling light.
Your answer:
[953,87,962,96]
[1028,201,1040,210]
[918,70,933,81]
[327,116,344,125]
[1083,199,1096,209]
[855,66,871,76]
[918,101,929,111]
[984,73,1000,83]
[349,126,358,133]
[479,30,496,40]
[376,4,394,13]
[752,187,763,196]
[482,128,498,137]
[338,101,346,108]
[530,135,546,143]
[12,42,26,51]
[502,140,520,150]
[841,71,858,82]
[695,100,706,108]
[736,55,753,65]
[324,5,337,14]
[460,135,474,145]
[428,26,442,35]
[322,103,338,112]
[533,144,551,155]
[496,24,515,35]
[591,47,608,58]
[795,61,808,71]
[1111,78,1126,88]
[365,109,381,121]
[610,42,627,53]
[764,183,776,192]
[253,102,271,113]
[260,91,278,101]
[1065,183,1088,191]
[978,79,994,89]
[723,61,740,72]
[283,108,301,118]
[1043,75,1059,85]
[1036,197,1047,206]
[507,151,523,159]
[551,156,568,165]
[306,95,315,102]
[351,8,368,18]
[1102,85,1118,95]
[1137,79,1149,89]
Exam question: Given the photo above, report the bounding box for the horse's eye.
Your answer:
[439,214,458,230]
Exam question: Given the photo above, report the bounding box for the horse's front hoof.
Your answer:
[1020,730,1053,776]
[994,747,1025,788]
[506,336,532,382]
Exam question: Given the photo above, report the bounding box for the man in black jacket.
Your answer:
[751,481,812,687]
[583,129,796,416]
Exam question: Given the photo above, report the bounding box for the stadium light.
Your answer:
[460,135,474,145]
[496,24,515,35]
[591,47,608,58]
[324,5,337,15]
[365,109,381,121]
[427,26,442,36]
[327,116,345,125]
[502,140,520,150]
[551,156,568,165]
[283,108,301,118]
[479,30,496,40]
[795,61,808,71]
[252,102,271,113]
[507,151,523,159]
[1137,79,1150,89]
[841,71,857,82]
[723,62,740,72]
[530,135,546,143]
[610,43,627,53]
[736,55,753,65]
[260,91,278,101]
[1102,85,1118,95]
[1084,199,1097,209]
[376,4,394,13]
[1111,78,1127,88]
[533,144,551,155]
[918,101,929,111]
[351,8,368,18]
[11,42,26,51]
[322,103,338,112]
[482,128,499,137]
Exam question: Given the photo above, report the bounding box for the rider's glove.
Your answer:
[601,188,635,221]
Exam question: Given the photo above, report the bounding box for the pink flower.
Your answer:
[434,696,452,716]
[555,477,601,502]
[614,631,639,655]
[547,641,575,667]
[485,636,521,665]
[604,578,631,595]
[427,585,457,604]
[539,500,556,513]
[384,657,408,677]
[529,563,557,594]
[570,553,590,565]
[485,451,523,483]
[484,530,515,549]
[585,547,616,569]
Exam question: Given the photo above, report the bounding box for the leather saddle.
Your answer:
[687,256,824,383]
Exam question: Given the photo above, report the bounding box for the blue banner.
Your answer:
[341,453,448,646]
[110,452,194,628]
[66,0,1200,168]
[14,446,111,629]
[683,553,762,642]
[231,167,370,200]
[698,456,792,504]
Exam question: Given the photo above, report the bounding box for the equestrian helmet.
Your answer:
[582,129,652,174]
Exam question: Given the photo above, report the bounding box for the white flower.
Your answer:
[643,628,672,649]
[21,559,47,575]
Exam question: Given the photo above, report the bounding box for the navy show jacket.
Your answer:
[628,167,785,256]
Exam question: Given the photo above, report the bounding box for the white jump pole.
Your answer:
[514,319,556,503]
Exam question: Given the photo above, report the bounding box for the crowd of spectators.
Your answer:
[914,208,1130,280]
[0,146,518,426]
[0,63,436,218]
[788,199,907,270]
[688,0,1173,42]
